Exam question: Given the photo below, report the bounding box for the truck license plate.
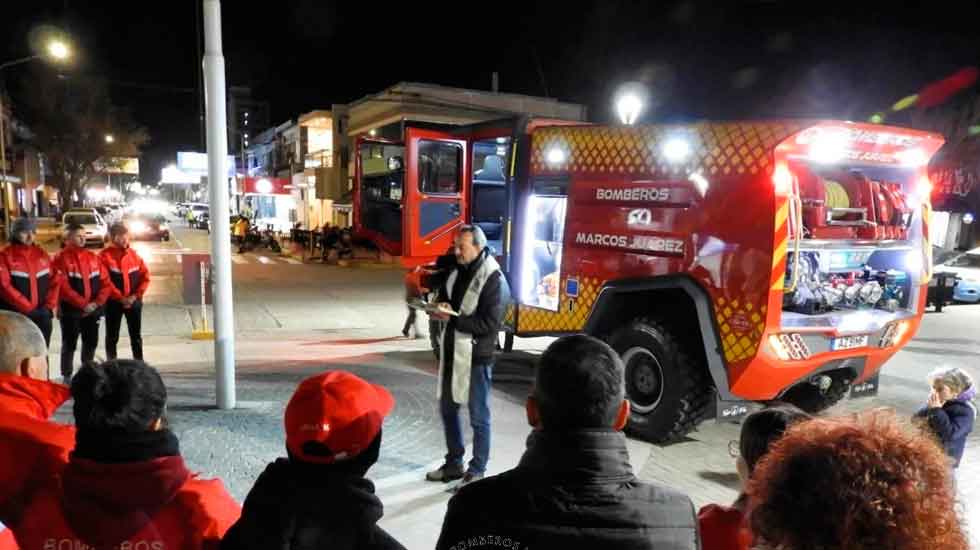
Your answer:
[833,335,869,351]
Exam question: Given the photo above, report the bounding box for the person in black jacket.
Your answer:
[436,334,700,550]
[913,366,976,469]
[426,226,504,489]
[221,370,405,550]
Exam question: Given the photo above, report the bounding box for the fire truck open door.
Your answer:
[403,127,469,264]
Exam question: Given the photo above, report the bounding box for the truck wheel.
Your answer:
[608,319,713,443]
[780,375,849,413]
[429,319,443,360]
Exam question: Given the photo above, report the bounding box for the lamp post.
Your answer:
[0,37,72,237]
[203,0,236,409]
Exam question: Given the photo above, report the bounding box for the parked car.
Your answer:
[937,247,980,304]
[125,214,171,241]
[61,209,108,247]
[196,211,210,231]
[95,205,123,224]
[188,204,209,223]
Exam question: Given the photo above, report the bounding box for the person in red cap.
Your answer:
[0,311,75,550]
[11,359,240,549]
[220,370,405,550]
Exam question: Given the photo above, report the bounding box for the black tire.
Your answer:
[608,318,713,443]
[780,376,849,414]
[429,319,443,360]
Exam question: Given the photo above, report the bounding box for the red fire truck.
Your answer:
[354,118,943,442]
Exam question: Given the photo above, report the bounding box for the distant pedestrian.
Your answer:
[52,224,113,384]
[220,370,405,550]
[11,360,241,549]
[913,366,976,468]
[698,405,811,550]
[426,225,504,489]
[402,267,424,338]
[0,218,58,345]
[233,216,249,249]
[435,335,700,550]
[99,223,149,361]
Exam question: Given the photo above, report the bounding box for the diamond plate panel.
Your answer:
[517,276,600,333]
[531,122,808,178]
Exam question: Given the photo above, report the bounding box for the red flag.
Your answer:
[916,67,979,109]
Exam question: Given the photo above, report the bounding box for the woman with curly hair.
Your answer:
[747,411,968,550]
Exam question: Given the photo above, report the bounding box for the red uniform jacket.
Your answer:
[0,375,75,529]
[0,244,58,316]
[99,246,150,302]
[52,245,112,318]
[698,503,753,550]
[14,455,240,550]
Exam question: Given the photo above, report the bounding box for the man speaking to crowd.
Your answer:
[426,225,504,490]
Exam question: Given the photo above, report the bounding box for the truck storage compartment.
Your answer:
[783,245,923,316]
[794,162,913,241]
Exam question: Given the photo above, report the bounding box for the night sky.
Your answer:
[3,1,980,184]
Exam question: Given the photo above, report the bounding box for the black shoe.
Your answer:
[426,463,464,482]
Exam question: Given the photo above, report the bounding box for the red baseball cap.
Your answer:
[284,370,395,464]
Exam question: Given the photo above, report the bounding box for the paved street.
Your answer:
[42,221,979,549]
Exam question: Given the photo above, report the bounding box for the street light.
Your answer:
[46,40,71,61]
[105,134,115,144]
[614,82,647,126]
[1,33,73,237]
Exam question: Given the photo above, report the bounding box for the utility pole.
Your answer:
[203,0,236,409]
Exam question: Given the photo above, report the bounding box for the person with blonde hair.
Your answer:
[914,366,976,468]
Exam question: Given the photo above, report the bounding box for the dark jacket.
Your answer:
[436,429,700,550]
[915,397,976,468]
[437,250,504,364]
[221,458,405,550]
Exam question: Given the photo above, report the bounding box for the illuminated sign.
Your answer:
[177,152,236,176]
[242,176,290,195]
[255,178,273,194]
[94,157,140,175]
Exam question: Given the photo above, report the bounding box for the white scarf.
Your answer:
[438,254,501,404]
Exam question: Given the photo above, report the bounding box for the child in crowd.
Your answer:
[698,404,810,550]
[914,366,976,468]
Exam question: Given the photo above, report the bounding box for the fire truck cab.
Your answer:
[354,117,943,442]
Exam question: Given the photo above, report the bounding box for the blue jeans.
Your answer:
[440,361,492,475]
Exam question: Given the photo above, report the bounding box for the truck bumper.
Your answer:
[727,312,920,401]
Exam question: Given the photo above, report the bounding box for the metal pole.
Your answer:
[203,0,236,409]
[0,92,8,239]
[0,92,10,239]
[200,260,209,332]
